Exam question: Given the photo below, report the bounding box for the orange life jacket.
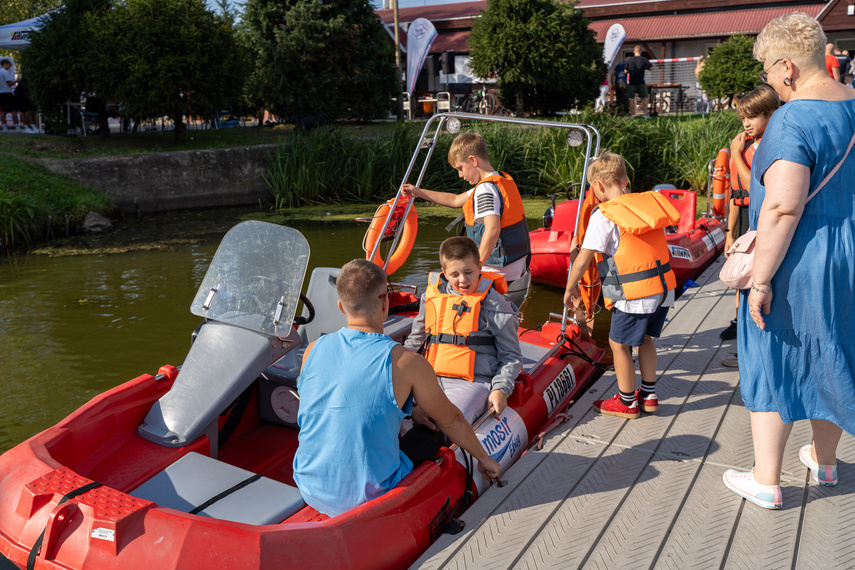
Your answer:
[423,272,497,381]
[730,137,758,207]
[575,188,603,318]
[596,192,679,310]
[462,172,530,267]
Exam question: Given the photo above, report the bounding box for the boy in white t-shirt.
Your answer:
[563,151,679,419]
[402,132,530,282]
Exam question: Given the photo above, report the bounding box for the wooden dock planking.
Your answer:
[413,255,855,569]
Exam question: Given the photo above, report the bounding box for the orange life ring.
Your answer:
[363,195,418,276]
[711,147,730,218]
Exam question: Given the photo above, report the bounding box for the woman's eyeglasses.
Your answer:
[759,59,783,84]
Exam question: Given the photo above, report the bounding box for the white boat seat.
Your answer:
[258,267,416,427]
[130,452,305,525]
[519,340,551,374]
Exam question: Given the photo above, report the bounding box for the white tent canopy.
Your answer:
[0,14,48,51]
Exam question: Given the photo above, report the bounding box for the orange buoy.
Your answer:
[710,147,730,218]
[363,195,418,276]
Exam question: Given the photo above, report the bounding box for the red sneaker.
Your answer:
[593,394,640,419]
[635,389,659,413]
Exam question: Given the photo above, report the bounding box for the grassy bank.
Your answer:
[0,154,113,249]
[265,111,742,209]
[0,123,394,249]
[2,112,731,251]
[0,122,394,160]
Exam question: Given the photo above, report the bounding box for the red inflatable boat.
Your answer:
[530,186,726,289]
[0,115,608,570]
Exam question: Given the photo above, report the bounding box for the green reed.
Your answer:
[265,113,744,210]
[660,113,743,195]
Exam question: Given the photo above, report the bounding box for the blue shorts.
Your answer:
[609,305,669,347]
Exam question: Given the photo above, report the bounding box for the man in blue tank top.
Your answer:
[293,259,502,517]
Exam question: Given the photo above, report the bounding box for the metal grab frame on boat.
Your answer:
[368,113,601,339]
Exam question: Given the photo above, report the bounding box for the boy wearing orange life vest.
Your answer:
[404,237,523,425]
[719,85,780,351]
[401,133,531,283]
[563,151,680,419]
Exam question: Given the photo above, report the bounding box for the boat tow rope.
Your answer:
[27,481,104,570]
[527,406,573,453]
[444,451,474,535]
[189,474,262,515]
[559,336,613,373]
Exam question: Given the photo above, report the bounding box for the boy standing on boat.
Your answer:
[401,132,531,284]
[404,237,523,424]
[293,259,501,517]
[563,151,679,419]
[719,85,780,354]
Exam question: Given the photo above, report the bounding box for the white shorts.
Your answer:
[438,377,490,424]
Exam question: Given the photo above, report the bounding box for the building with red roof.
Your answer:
[377,0,853,97]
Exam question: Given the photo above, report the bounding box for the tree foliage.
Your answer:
[0,0,61,26]
[468,0,602,116]
[20,0,110,133]
[698,35,762,101]
[240,0,396,123]
[86,0,246,141]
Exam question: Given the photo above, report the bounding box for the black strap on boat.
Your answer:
[28,481,103,570]
[218,382,255,450]
[445,450,474,535]
[189,474,262,515]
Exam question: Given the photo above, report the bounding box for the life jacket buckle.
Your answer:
[452,301,470,316]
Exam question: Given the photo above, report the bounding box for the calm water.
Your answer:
[0,207,606,456]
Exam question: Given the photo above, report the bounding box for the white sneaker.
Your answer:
[27,125,37,133]
[723,469,783,509]
[16,125,24,132]
[1,124,8,132]
[721,353,738,367]
[799,444,838,486]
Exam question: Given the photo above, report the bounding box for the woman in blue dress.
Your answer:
[722,12,855,509]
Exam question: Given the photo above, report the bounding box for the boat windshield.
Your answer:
[190,221,310,337]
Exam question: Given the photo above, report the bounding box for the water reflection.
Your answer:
[0,209,606,454]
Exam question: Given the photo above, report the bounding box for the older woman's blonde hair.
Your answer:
[754,12,826,69]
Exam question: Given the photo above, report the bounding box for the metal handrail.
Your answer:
[368,112,602,335]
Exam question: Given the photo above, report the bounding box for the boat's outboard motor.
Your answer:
[139,222,310,456]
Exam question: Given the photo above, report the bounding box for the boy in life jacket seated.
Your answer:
[404,236,523,425]
[719,85,780,351]
[563,151,680,419]
[401,132,530,284]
